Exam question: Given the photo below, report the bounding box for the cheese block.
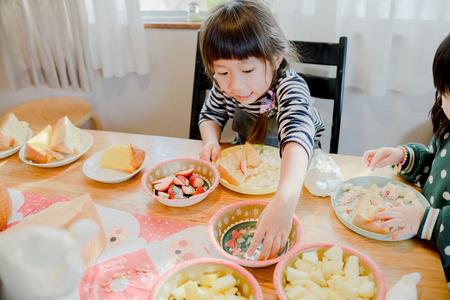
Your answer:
[100,144,145,173]
[7,194,106,266]
[24,125,53,163]
[0,181,12,231]
[0,113,29,150]
[50,116,82,154]
[352,196,390,234]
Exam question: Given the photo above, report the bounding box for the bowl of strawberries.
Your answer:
[142,158,220,207]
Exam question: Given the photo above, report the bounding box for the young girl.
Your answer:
[198,0,324,260]
[363,33,450,288]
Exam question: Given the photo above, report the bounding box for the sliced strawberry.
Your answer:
[158,191,170,198]
[181,185,195,195]
[193,186,205,195]
[189,174,204,188]
[168,185,184,199]
[176,175,189,186]
[175,168,194,177]
[173,177,184,186]
[153,175,174,192]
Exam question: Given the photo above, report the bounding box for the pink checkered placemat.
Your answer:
[6,189,216,300]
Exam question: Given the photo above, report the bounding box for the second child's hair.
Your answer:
[199,0,298,144]
[431,33,450,142]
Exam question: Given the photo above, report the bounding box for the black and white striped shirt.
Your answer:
[199,69,325,159]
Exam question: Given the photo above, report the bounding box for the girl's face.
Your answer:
[213,56,282,105]
[441,92,450,119]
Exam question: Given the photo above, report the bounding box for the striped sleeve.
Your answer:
[417,206,450,287]
[276,75,323,159]
[198,85,229,129]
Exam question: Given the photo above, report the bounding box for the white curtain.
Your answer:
[0,0,150,91]
[271,0,450,97]
[0,0,93,90]
[84,0,150,78]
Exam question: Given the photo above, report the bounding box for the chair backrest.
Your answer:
[189,36,347,153]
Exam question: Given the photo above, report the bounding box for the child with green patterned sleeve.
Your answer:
[363,33,450,290]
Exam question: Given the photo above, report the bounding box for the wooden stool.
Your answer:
[3,96,102,132]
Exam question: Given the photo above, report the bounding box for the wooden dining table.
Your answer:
[0,129,448,299]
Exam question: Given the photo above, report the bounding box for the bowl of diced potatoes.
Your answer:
[273,242,386,300]
[208,200,302,268]
[150,257,263,300]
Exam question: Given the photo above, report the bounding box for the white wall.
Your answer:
[0,28,434,155]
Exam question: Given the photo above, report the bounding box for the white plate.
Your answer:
[82,149,146,183]
[331,176,430,241]
[18,131,94,168]
[0,129,33,159]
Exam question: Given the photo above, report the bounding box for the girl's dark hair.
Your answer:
[431,33,450,142]
[199,0,298,144]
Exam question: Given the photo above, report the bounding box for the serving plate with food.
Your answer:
[19,116,93,168]
[332,176,429,241]
[216,143,280,195]
[83,144,146,183]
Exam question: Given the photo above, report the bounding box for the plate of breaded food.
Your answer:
[83,144,146,183]
[332,176,429,241]
[18,116,93,168]
[216,143,280,195]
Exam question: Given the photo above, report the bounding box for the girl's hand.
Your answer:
[246,199,294,260]
[199,141,221,162]
[362,147,404,171]
[372,204,425,240]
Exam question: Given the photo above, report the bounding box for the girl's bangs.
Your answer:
[204,26,264,64]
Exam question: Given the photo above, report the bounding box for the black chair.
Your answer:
[189,36,347,154]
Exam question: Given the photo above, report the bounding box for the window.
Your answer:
[139,0,223,12]
[140,0,225,22]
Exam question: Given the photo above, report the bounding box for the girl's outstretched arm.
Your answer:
[247,142,308,260]
[199,120,222,162]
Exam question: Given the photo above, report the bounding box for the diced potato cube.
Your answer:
[201,273,221,287]
[335,278,358,300]
[309,267,327,287]
[212,296,226,300]
[294,259,314,273]
[287,266,309,282]
[285,284,307,300]
[185,281,211,300]
[327,291,346,300]
[322,260,344,280]
[302,251,319,265]
[292,279,321,289]
[344,256,360,280]
[324,246,343,262]
[211,274,237,293]
[223,287,238,295]
[327,274,345,291]
[358,280,375,298]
